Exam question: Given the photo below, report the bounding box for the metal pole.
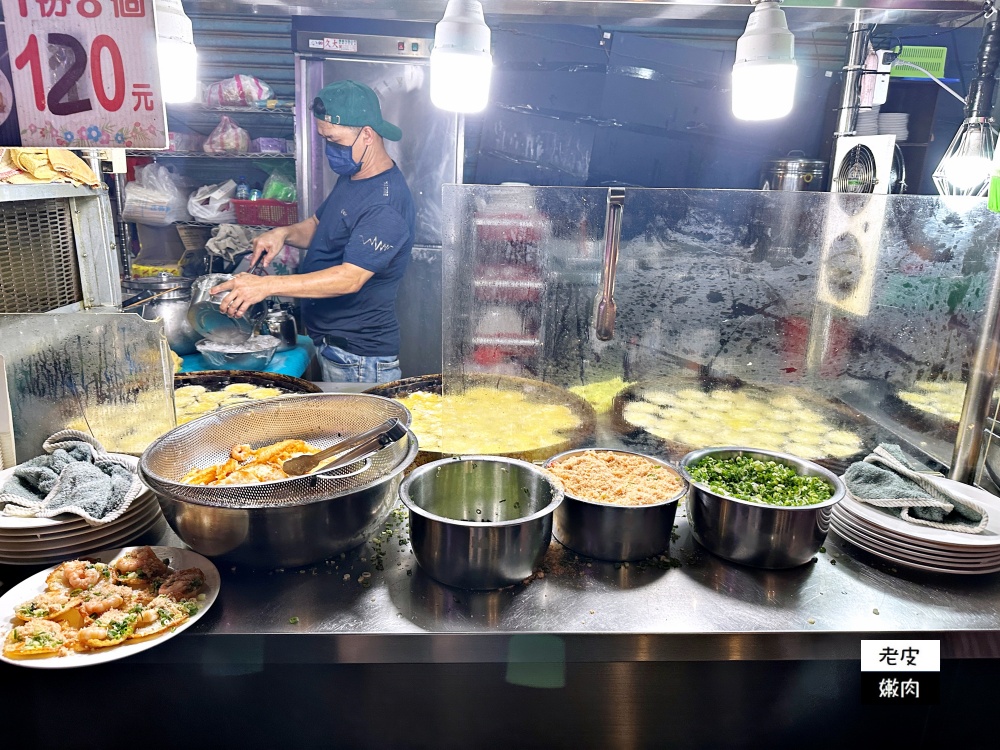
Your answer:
[455,113,465,185]
[950,245,1000,482]
[833,12,871,138]
[114,173,133,279]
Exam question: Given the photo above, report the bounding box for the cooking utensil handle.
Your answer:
[311,421,409,477]
[247,254,265,276]
[595,187,625,341]
[121,286,183,311]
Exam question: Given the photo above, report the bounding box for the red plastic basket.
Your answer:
[231,199,299,227]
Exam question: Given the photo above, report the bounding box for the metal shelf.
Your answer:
[173,221,274,231]
[0,183,107,202]
[127,150,294,159]
[167,103,295,115]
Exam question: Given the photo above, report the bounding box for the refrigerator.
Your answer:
[293,18,461,377]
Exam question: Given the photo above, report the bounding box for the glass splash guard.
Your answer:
[442,186,1000,478]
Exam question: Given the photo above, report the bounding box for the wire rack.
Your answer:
[126,151,294,159]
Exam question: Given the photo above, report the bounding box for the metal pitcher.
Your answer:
[259,309,298,352]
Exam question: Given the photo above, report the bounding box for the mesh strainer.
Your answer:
[139,393,416,509]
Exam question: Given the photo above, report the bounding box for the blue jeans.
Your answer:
[319,343,401,384]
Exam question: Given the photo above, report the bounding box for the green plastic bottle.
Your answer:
[988,151,1000,213]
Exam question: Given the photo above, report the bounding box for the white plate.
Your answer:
[831,507,1000,560]
[0,504,162,553]
[831,515,1000,567]
[0,494,158,544]
[831,528,1000,575]
[0,455,143,531]
[0,496,159,542]
[0,545,219,668]
[0,513,165,565]
[838,476,1000,548]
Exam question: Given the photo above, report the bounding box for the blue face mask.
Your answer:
[324,131,367,176]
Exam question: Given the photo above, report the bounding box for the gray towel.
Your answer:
[843,444,988,534]
[0,431,144,525]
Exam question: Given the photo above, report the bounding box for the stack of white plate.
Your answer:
[878,112,909,142]
[0,456,163,566]
[831,474,1000,574]
[856,107,880,136]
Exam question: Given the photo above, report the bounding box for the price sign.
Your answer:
[0,0,166,148]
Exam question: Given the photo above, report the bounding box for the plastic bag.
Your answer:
[204,116,250,154]
[262,171,297,203]
[204,75,274,107]
[187,180,237,224]
[122,164,191,226]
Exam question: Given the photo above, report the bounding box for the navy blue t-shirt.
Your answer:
[300,164,415,357]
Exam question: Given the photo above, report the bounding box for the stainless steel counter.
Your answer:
[4,382,1000,667]
[126,497,1000,665]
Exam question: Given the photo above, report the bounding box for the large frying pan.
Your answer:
[174,371,322,394]
[365,373,596,464]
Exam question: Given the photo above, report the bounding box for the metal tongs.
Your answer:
[282,418,407,477]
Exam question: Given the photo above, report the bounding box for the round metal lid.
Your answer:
[121,273,193,300]
[763,157,827,171]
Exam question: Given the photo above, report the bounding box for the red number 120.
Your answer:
[14,33,125,116]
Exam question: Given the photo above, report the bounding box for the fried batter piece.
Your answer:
[180,439,318,486]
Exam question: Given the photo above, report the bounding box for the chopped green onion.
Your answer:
[687,455,833,507]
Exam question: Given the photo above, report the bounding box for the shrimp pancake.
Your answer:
[130,596,190,639]
[4,619,70,658]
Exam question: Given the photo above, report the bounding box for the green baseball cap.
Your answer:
[311,80,402,141]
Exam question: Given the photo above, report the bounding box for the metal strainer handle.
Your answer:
[282,418,406,477]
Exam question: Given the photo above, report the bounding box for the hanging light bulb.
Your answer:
[934,18,999,197]
[155,0,198,104]
[732,0,798,121]
[431,0,493,113]
[933,117,997,195]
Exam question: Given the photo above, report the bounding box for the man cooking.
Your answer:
[212,80,415,384]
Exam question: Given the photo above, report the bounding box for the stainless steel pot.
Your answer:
[679,447,846,569]
[122,273,199,355]
[544,449,686,562]
[399,456,564,590]
[760,153,826,192]
[187,273,264,345]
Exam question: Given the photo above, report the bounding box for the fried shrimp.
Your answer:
[78,584,133,617]
[61,561,106,591]
[180,439,319,486]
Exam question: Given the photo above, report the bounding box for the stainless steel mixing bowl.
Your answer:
[399,456,564,590]
[544,449,686,562]
[679,447,846,569]
[139,393,417,568]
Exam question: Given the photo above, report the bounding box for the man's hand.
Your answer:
[249,226,289,268]
[211,273,273,318]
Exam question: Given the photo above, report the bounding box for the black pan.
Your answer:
[175,370,321,394]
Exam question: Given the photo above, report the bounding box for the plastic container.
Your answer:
[235,176,249,201]
[251,137,287,153]
[231,199,298,227]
